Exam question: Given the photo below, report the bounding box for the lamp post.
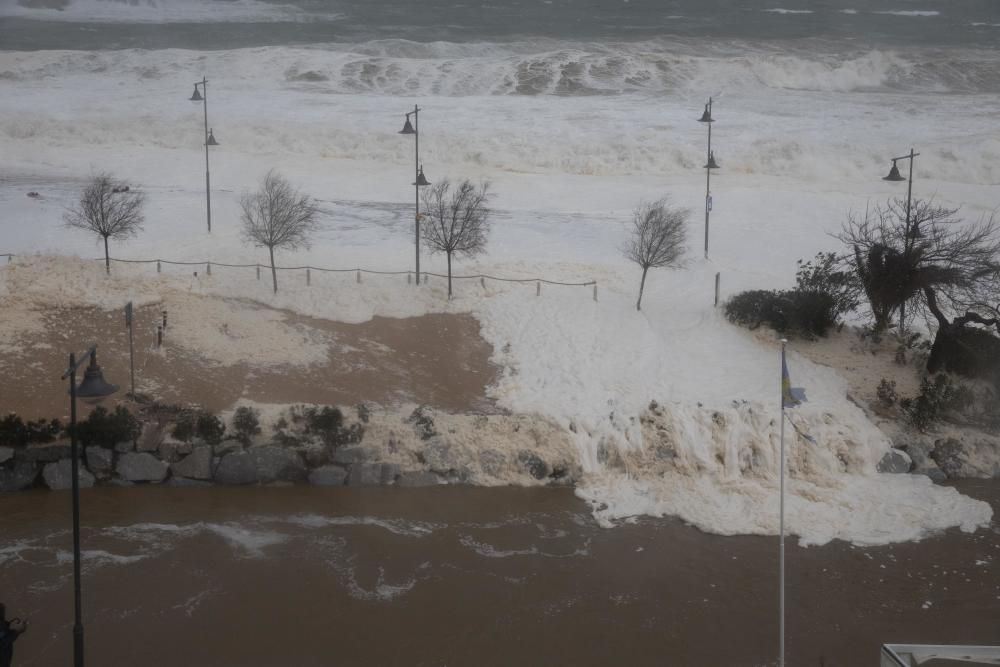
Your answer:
[60,346,117,667]
[882,147,920,334]
[189,78,220,233]
[399,106,430,284]
[698,98,720,260]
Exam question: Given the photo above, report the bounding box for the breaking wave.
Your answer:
[0,0,317,23]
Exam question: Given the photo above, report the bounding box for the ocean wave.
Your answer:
[3,41,999,95]
[876,10,941,17]
[0,0,318,24]
[762,8,814,14]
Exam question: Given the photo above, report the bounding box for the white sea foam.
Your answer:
[106,521,287,557]
[287,514,439,538]
[762,8,814,14]
[876,10,941,17]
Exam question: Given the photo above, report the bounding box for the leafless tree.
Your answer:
[836,198,1000,337]
[240,170,319,294]
[420,179,492,298]
[64,173,145,274]
[622,198,688,311]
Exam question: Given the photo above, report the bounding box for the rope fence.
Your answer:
[1,253,600,299]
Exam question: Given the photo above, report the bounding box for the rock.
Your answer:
[332,445,370,465]
[931,438,968,479]
[215,440,243,456]
[421,439,454,474]
[114,440,134,453]
[19,440,72,463]
[214,451,258,485]
[85,447,114,477]
[478,449,506,477]
[0,460,39,492]
[517,451,550,480]
[167,476,213,488]
[116,452,169,483]
[137,423,165,452]
[396,470,442,487]
[408,406,437,440]
[0,447,13,465]
[298,444,330,468]
[170,446,213,480]
[249,446,307,483]
[308,466,348,487]
[877,448,912,474]
[158,436,193,463]
[347,463,383,486]
[915,466,948,482]
[380,463,400,485]
[43,459,95,490]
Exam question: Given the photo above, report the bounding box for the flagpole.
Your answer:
[779,339,787,667]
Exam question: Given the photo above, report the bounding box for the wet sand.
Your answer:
[1,481,997,666]
[0,303,497,418]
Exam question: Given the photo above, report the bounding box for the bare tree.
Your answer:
[420,179,492,298]
[622,198,688,311]
[64,173,145,274]
[240,170,319,294]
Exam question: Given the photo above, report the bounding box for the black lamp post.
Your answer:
[189,78,220,233]
[698,98,720,259]
[882,147,920,334]
[61,346,117,667]
[399,106,430,284]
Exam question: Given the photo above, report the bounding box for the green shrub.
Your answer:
[196,413,226,445]
[232,406,261,445]
[171,413,196,442]
[795,252,860,321]
[302,406,362,448]
[725,289,837,339]
[76,406,140,449]
[876,379,898,407]
[0,414,63,448]
[901,374,962,432]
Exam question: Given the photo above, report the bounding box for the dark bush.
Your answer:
[900,374,962,433]
[725,289,837,339]
[232,406,261,445]
[171,413,196,442]
[927,326,1000,390]
[876,379,898,407]
[795,252,860,321]
[76,406,140,449]
[303,406,362,448]
[196,413,226,445]
[0,414,63,448]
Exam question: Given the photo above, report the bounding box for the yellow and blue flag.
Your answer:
[781,351,807,408]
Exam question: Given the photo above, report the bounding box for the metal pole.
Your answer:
[705,100,712,259]
[69,353,85,667]
[127,309,135,399]
[203,78,211,234]
[414,105,421,286]
[779,340,786,667]
[900,148,914,335]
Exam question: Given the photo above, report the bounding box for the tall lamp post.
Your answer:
[61,346,117,667]
[399,105,430,284]
[882,147,919,334]
[698,98,720,259]
[189,78,220,233]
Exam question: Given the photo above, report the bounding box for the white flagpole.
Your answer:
[779,339,787,667]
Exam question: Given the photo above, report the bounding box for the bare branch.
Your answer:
[64,172,145,273]
[420,179,493,297]
[622,198,689,310]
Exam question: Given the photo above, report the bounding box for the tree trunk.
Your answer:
[103,236,110,275]
[636,265,649,311]
[447,251,453,299]
[269,246,278,294]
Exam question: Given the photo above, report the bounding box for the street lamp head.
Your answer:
[705,151,720,169]
[75,350,118,399]
[399,116,416,135]
[698,103,714,123]
[189,85,203,102]
[206,128,219,146]
[883,160,905,182]
[413,165,430,187]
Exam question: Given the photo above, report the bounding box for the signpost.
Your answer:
[125,301,135,399]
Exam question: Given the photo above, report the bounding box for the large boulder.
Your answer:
[308,466,348,487]
[396,470,442,487]
[930,437,995,479]
[380,463,400,485]
[158,436,193,463]
[332,445,370,465]
[85,447,114,477]
[214,451,258,485]
[43,459,95,490]
[170,446,213,480]
[250,447,307,483]
[0,460,39,492]
[517,450,551,480]
[136,423,164,453]
[0,446,13,465]
[19,440,72,463]
[347,463,384,486]
[877,448,912,474]
[117,452,169,483]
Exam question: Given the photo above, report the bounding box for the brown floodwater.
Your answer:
[1,481,997,666]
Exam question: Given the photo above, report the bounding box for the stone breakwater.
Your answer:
[0,405,582,492]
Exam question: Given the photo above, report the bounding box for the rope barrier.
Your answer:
[0,253,597,287]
